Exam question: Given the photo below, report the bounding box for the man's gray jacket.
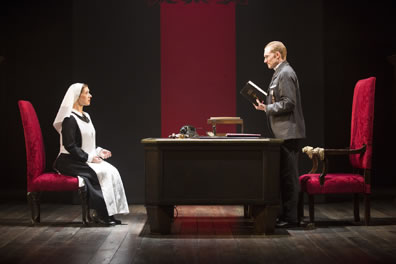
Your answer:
[265,61,306,140]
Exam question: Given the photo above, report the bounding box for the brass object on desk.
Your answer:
[207,117,244,136]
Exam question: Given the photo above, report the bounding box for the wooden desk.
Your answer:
[207,117,244,135]
[141,138,283,235]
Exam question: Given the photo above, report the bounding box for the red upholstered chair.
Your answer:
[18,100,90,225]
[298,77,376,226]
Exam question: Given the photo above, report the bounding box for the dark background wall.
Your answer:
[322,1,396,187]
[1,0,395,203]
[1,0,161,203]
[70,0,160,204]
[236,0,325,176]
[1,0,74,199]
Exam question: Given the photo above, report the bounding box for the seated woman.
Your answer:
[53,83,129,225]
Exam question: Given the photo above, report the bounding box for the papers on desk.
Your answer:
[226,133,261,138]
[209,117,241,120]
[199,133,261,139]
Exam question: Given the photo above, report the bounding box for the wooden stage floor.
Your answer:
[1,199,396,264]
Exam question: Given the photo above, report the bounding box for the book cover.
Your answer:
[240,81,267,105]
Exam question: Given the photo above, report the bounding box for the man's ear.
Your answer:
[275,51,281,59]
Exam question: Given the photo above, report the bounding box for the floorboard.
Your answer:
[0,199,396,264]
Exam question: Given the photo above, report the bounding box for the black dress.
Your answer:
[53,113,108,217]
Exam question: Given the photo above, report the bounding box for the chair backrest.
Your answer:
[349,77,376,170]
[18,100,46,189]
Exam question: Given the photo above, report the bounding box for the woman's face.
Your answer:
[77,86,92,106]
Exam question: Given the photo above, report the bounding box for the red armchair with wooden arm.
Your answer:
[298,77,376,226]
[18,100,90,225]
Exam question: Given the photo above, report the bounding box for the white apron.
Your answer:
[62,110,129,216]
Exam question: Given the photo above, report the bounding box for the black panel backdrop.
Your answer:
[71,0,160,204]
[2,0,74,200]
[236,0,325,175]
[322,1,396,187]
[1,0,161,203]
[1,0,395,203]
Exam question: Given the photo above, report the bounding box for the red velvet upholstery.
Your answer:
[349,77,375,170]
[300,173,371,194]
[18,100,78,192]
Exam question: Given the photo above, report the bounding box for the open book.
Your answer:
[240,81,267,105]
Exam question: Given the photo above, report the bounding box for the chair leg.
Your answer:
[27,192,41,224]
[353,193,360,222]
[308,194,315,223]
[364,193,370,225]
[78,187,90,225]
[297,192,304,223]
[243,205,251,218]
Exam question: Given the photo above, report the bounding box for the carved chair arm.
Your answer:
[320,144,366,185]
[302,146,322,174]
[302,145,367,185]
[323,144,367,156]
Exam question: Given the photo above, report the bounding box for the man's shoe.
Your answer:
[276,220,290,228]
[109,216,122,225]
[275,220,297,228]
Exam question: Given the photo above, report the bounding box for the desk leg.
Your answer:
[243,205,251,218]
[252,205,279,235]
[146,205,173,234]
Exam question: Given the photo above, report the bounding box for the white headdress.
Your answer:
[53,83,84,133]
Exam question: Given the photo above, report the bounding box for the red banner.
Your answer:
[161,1,236,137]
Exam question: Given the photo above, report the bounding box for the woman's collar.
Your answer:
[71,109,84,117]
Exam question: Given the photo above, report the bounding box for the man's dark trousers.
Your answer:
[279,139,300,223]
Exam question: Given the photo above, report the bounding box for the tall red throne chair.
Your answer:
[298,77,376,226]
[18,100,90,224]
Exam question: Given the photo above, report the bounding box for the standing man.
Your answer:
[254,41,306,227]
